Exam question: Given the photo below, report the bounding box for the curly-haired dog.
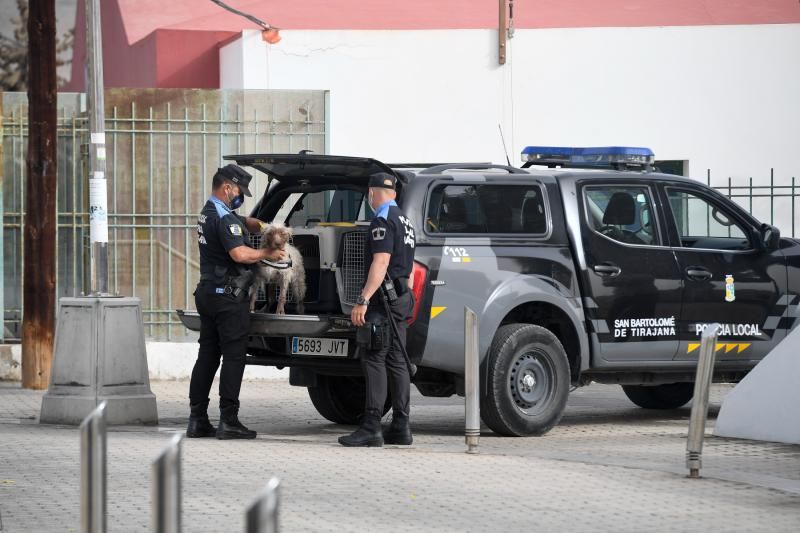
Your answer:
[250,222,307,314]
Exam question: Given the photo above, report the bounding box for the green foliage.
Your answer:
[0,0,74,91]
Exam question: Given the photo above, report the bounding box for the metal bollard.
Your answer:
[245,477,281,533]
[152,433,184,533]
[81,401,107,533]
[686,323,721,478]
[464,306,480,454]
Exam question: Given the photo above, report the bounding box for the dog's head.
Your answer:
[262,222,292,251]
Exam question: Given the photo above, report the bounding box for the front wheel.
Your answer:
[481,324,571,436]
[621,383,694,409]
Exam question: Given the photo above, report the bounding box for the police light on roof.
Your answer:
[521,146,655,169]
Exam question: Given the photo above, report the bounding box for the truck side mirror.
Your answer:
[761,224,780,250]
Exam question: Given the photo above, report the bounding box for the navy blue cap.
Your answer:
[368,172,397,190]
[217,164,253,197]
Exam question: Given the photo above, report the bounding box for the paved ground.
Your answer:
[1,380,798,532]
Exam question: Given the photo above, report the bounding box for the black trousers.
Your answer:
[363,291,414,417]
[189,284,251,410]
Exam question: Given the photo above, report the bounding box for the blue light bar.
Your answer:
[521,146,576,160]
[521,146,655,168]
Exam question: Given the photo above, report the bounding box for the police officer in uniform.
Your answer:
[187,164,285,440]
[339,172,416,447]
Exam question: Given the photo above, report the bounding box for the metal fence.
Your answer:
[1,89,328,341]
[705,169,799,237]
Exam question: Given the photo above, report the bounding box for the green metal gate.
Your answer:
[1,89,327,341]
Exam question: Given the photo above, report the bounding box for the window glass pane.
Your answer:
[666,189,750,249]
[426,184,547,234]
[279,189,371,225]
[584,186,658,245]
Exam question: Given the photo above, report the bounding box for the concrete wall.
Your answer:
[220,25,800,184]
[0,344,288,381]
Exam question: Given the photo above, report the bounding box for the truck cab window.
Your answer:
[666,189,751,250]
[426,184,548,235]
[584,186,658,246]
[277,189,373,226]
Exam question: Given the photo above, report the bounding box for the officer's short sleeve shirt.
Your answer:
[366,200,416,280]
[198,197,249,278]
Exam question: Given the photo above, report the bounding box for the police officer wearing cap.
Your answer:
[187,164,285,440]
[339,172,416,447]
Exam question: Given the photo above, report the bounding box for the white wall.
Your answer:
[222,24,800,223]
[0,343,288,381]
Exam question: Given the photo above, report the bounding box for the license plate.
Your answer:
[291,337,349,357]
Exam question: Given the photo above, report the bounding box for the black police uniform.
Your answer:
[362,198,416,418]
[188,164,257,439]
[339,172,416,447]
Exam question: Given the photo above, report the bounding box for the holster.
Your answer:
[225,266,255,302]
[356,320,390,351]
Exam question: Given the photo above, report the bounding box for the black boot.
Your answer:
[187,399,216,438]
[383,413,413,445]
[338,411,383,447]
[216,405,257,440]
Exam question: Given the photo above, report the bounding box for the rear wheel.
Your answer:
[307,375,390,425]
[621,383,694,409]
[481,324,571,436]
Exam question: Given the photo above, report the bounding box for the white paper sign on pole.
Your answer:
[89,176,109,243]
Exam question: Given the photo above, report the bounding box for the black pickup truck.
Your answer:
[178,148,799,436]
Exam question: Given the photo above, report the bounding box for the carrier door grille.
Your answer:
[341,231,367,305]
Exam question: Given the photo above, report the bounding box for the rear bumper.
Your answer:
[177,309,355,337]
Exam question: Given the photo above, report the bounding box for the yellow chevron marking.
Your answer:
[430,307,447,319]
[687,342,751,354]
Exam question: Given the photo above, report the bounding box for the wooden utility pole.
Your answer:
[22,0,58,389]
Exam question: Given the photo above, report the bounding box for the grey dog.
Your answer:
[250,222,307,314]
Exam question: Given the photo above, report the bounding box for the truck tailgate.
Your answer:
[176,310,352,336]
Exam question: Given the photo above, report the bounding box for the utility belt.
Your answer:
[356,276,410,351]
[199,264,255,302]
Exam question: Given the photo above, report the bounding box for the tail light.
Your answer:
[408,261,428,325]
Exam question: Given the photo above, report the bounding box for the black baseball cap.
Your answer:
[368,172,397,190]
[217,164,253,197]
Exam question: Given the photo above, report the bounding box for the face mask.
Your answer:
[230,193,244,210]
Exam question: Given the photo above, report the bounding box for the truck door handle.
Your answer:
[593,264,621,277]
[686,267,713,281]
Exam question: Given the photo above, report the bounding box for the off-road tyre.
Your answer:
[481,324,571,436]
[621,383,694,410]
[308,375,390,425]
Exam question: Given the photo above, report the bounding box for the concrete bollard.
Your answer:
[686,323,721,478]
[464,306,480,454]
[80,401,107,533]
[246,477,281,533]
[152,433,184,533]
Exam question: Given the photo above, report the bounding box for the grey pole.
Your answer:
[80,401,107,533]
[245,477,281,533]
[152,433,184,533]
[86,0,110,295]
[686,323,721,478]
[464,306,480,454]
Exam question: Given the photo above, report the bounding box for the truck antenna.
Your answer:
[498,124,512,166]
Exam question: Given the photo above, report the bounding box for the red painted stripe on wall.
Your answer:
[119,0,800,43]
